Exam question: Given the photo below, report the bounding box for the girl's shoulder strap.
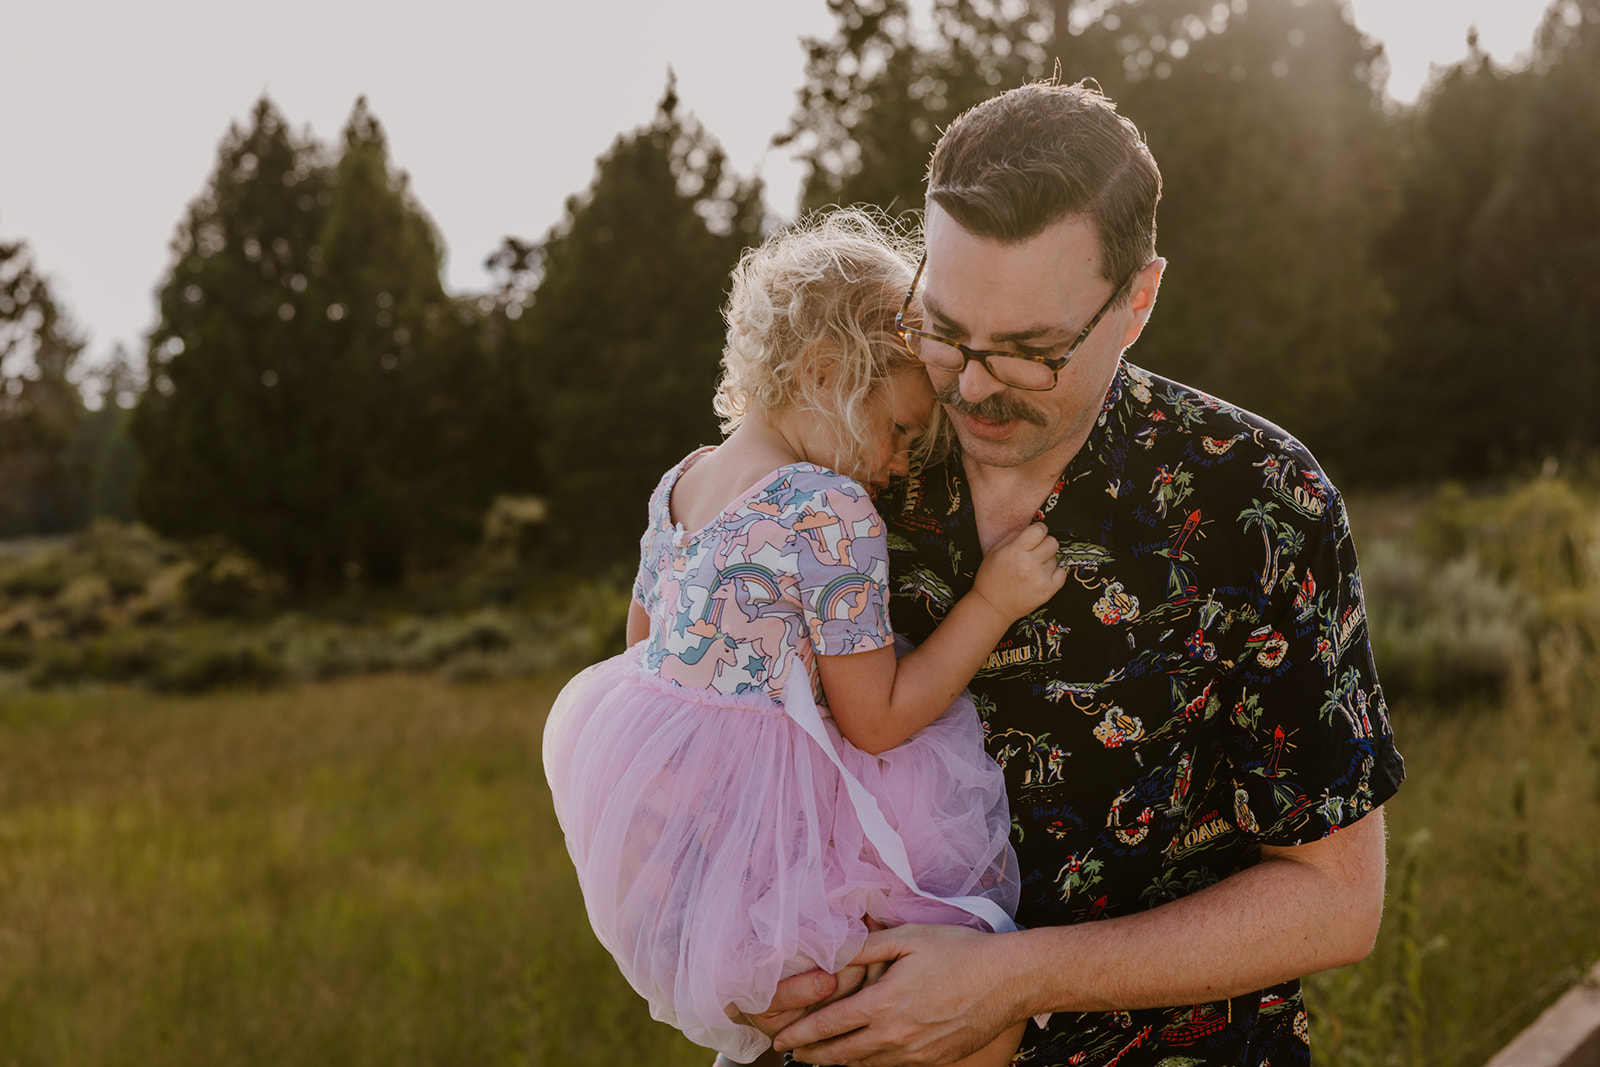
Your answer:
[647,446,718,526]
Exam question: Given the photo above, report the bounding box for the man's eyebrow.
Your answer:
[923,296,1066,344]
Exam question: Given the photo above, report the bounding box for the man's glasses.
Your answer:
[893,252,1128,392]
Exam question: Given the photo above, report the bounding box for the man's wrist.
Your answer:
[1001,923,1096,1022]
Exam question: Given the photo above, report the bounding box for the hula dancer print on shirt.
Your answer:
[883,360,1406,1067]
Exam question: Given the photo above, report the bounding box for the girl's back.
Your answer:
[635,448,894,705]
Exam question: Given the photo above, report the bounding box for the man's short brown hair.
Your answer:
[926,80,1161,303]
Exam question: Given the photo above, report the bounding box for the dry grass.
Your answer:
[1308,692,1600,1067]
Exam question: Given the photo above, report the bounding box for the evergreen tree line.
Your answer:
[1,0,1595,589]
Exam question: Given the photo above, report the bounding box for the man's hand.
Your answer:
[739,960,890,1042]
[773,924,1018,1067]
[739,918,891,1041]
[737,969,843,1042]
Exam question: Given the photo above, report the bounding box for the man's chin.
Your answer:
[954,420,1053,470]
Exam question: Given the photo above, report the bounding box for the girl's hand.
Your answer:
[971,522,1065,622]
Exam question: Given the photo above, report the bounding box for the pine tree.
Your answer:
[131,97,336,584]
[1456,0,1600,465]
[133,96,538,590]
[1114,0,1397,462]
[524,78,763,566]
[69,344,141,522]
[779,0,1079,216]
[310,98,455,585]
[1360,0,1600,478]
[0,237,88,535]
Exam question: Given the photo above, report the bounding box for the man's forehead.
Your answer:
[924,209,1104,285]
[921,211,1106,330]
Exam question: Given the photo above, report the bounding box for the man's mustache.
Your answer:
[935,383,1049,427]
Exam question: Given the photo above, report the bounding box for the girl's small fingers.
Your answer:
[1004,524,1040,552]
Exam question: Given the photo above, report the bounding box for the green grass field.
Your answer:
[0,674,708,1067]
[1307,699,1600,1066]
[2,647,1597,1065]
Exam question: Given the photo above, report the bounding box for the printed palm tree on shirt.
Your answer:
[1319,665,1367,737]
[1139,866,1217,907]
[1149,464,1194,519]
[1237,499,1303,593]
[1017,607,1067,661]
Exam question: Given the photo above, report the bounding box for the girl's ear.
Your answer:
[804,341,840,388]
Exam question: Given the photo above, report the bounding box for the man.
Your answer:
[754,80,1404,1067]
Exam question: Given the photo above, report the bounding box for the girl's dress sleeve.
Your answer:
[633,462,680,612]
[781,469,896,658]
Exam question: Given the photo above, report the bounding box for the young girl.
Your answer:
[542,210,1064,1065]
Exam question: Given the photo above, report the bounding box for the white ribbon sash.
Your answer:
[780,669,1017,935]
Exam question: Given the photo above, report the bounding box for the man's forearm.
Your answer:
[1002,807,1388,1018]
[774,808,1388,1065]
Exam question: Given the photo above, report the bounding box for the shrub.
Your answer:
[181,537,283,618]
[398,610,518,667]
[149,634,285,694]
[1364,476,1600,717]
[1362,542,1528,707]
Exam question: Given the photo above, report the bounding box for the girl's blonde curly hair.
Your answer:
[714,208,942,479]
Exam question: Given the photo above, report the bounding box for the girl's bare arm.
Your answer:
[821,523,1064,754]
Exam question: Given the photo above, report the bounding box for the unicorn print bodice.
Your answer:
[633,448,894,705]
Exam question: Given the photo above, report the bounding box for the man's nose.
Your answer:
[958,358,1006,403]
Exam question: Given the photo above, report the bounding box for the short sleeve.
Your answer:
[785,473,895,658]
[632,524,659,610]
[1217,492,1405,847]
[632,463,680,613]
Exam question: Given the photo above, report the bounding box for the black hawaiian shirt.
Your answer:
[882,359,1406,1067]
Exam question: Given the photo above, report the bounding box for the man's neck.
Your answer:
[962,432,1086,554]
[958,360,1123,553]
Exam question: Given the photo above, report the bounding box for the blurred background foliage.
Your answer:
[1,1,1598,1064]
[1,0,1595,582]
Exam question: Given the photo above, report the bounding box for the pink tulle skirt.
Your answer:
[542,646,1018,1061]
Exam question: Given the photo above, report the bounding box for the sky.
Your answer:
[0,0,1553,372]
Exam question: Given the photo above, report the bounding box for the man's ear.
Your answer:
[1116,257,1167,350]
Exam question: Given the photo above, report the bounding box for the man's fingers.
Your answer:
[771,995,874,1057]
[787,1034,869,1066]
[745,1007,808,1035]
[773,929,917,1054]
[763,968,840,1015]
[846,924,915,967]
[737,968,841,1041]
